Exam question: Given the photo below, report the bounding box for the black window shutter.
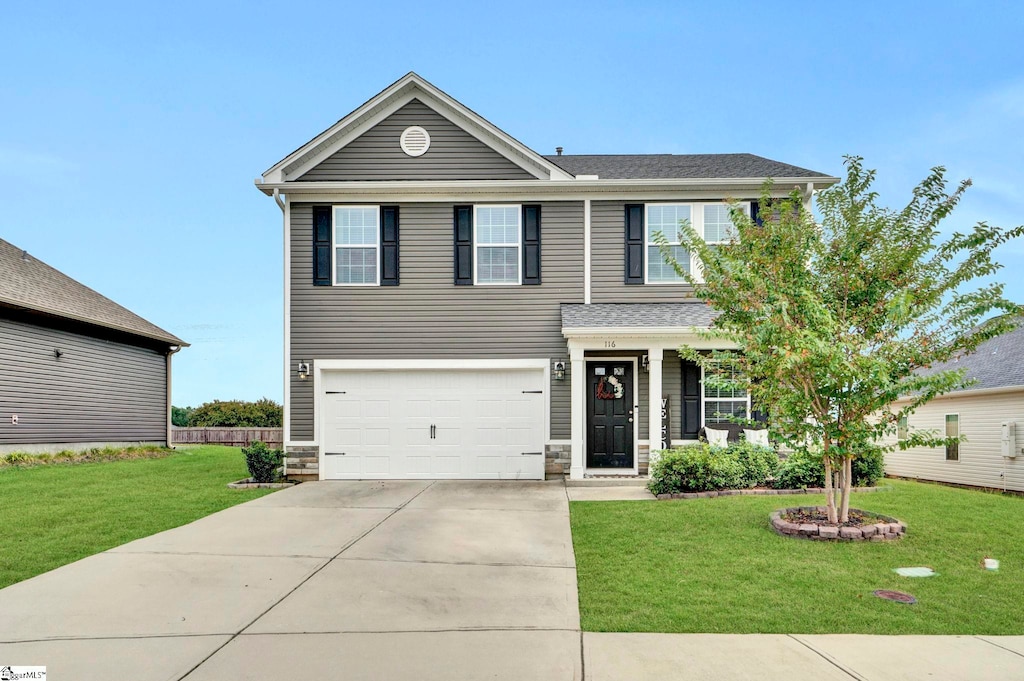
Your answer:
[680,360,702,439]
[313,206,332,286]
[454,205,473,285]
[751,200,762,226]
[624,204,644,284]
[380,206,399,286]
[522,205,541,285]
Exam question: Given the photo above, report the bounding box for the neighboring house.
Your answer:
[0,239,187,453]
[885,319,1024,492]
[257,72,837,481]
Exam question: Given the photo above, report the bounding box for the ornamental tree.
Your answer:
[656,156,1022,523]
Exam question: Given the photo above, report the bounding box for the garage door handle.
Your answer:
[522,390,543,394]
[521,452,544,456]
[325,452,346,456]
[326,391,346,395]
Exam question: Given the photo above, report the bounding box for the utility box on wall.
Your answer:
[1001,421,1017,458]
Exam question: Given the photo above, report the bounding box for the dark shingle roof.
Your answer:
[562,302,719,329]
[0,239,186,346]
[922,319,1024,392]
[543,153,832,180]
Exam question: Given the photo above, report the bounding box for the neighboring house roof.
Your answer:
[0,239,186,347]
[561,302,719,330]
[921,318,1024,392]
[544,154,831,180]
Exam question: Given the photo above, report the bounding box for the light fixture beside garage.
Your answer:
[297,361,310,381]
[553,361,565,380]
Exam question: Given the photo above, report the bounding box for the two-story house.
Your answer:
[257,73,837,482]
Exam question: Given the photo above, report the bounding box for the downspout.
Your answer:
[274,188,290,456]
[166,345,182,448]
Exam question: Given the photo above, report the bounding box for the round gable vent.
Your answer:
[400,126,430,157]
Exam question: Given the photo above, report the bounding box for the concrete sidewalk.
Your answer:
[1,479,1022,679]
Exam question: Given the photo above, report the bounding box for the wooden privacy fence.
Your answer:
[172,427,283,448]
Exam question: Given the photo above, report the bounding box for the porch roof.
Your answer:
[560,302,718,332]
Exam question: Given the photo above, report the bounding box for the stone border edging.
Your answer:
[227,478,297,489]
[654,485,888,501]
[771,506,906,541]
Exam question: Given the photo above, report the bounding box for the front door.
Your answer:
[586,361,635,468]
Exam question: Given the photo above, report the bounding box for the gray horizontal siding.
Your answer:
[884,391,1024,492]
[289,201,585,441]
[298,99,536,182]
[591,200,697,303]
[0,317,167,446]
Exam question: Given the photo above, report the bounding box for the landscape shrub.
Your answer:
[731,440,779,488]
[242,440,283,483]
[773,446,886,489]
[649,441,778,494]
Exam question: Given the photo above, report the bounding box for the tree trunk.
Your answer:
[839,456,853,523]
[823,441,837,524]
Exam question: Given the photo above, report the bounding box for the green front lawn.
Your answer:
[0,445,275,589]
[570,480,1023,634]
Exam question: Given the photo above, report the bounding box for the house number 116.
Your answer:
[604,341,616,348]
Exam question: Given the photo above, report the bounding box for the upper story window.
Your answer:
[646,204,691,283]
[474,205,522,285]
[897,415,909,442]
[637,202,748,285]
[334,206,380,285]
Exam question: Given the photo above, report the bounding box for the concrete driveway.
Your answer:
[0,480,581,680]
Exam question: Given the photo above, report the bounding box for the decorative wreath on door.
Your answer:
[596,375,624,400]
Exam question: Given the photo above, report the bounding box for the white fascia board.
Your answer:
[262,72,571,183]
[892,384,1024,403]
[256,176,839,199]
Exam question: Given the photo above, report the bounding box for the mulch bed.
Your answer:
[783,507,881,528]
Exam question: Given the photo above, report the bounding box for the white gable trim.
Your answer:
[263,73,573,183]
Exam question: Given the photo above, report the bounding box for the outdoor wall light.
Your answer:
[641,355,650,372]
[297,361,310,381]
[553,361,566,380]
[53,348,63,359]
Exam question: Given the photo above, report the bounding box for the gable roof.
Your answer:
[921,318,1024,392]
[545,154,832,180]
[261,72,574,184]
[0,239,186,347]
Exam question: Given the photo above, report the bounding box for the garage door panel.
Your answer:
[321,368,545,480]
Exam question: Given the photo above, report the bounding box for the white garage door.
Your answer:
[320,368,546,480]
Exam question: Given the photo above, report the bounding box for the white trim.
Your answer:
[584,356,640,476]
[893,384,1024,402]
[283,198,291,442]
[584,198,592,304]
[564,332,735,352]
[257,177,839,198]
[332,205,381,287]
[472,204,522,286]
[547,439,572,446]
[311,359,553,464]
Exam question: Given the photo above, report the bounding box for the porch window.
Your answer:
[703,364,750,425]
[897,415,909,442]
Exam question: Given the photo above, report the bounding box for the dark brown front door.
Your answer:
[586,362,635,468]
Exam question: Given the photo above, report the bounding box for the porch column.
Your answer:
[569,347,586,480]
[647,347,664,477]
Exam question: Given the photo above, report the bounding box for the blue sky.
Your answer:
[3,1,1022,407]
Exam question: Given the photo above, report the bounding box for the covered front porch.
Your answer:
[561,303,739,481]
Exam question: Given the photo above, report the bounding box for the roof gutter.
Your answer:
[255,176,840,196]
